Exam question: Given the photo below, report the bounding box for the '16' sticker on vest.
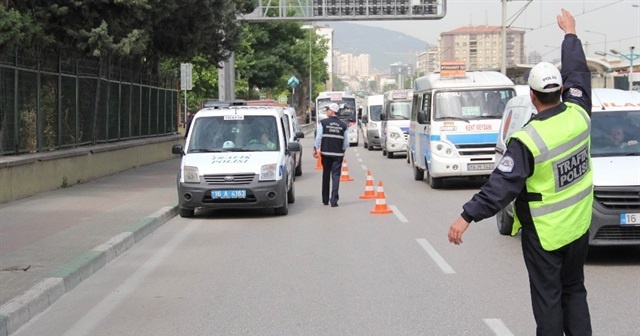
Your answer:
[554,146,589,190]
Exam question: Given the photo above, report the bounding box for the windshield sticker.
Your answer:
[211,154,251,164]
[461,106,481,117]
[224,115,244,120]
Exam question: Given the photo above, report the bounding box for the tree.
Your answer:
[3,0,254,74]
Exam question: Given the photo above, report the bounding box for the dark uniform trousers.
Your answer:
[521,225,592,336]
[321,155,343,205]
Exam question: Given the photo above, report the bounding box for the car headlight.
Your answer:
[434,142,457,157]
[184,166,200,183]
[260,163,277,181]
[390,132,402,140]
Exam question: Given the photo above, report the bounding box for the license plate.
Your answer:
[467,163,494,171]
[620,213,640,225]
[211,189,246,199]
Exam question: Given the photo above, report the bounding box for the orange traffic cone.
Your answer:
[340,159,354,182]
[359,170,376,199]
[315,153,323,170]
[370,181,393,214]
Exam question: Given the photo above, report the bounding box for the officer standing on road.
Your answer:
[313,103,349,207]
[447,9,593,336]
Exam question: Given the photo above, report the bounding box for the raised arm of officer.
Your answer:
[557,9,592,115]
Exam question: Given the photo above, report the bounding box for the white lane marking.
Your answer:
[389,205,408,222]
[416,238,456,274]
[483,318,515,336]
[357,158,363,163]
[64,221,201,336]
[360,164,367,171]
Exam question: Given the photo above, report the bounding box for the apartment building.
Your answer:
[439,25,525,71]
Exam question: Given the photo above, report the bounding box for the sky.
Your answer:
[353,0,640,63]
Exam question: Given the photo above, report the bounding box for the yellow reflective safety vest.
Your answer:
[508,102,593,251]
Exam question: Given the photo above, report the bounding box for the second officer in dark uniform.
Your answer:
[313,103,349,207]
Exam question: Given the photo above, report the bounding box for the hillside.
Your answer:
[326,22,432,73]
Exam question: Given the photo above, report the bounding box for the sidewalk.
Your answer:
[0,158,181,335]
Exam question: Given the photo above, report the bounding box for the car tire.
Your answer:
[180,208,195,218]
[363,141,368,149]
[382,148,387,156]
[412,157,424,181]
[287,180,295,204]
[274,192,289,215]
[295,161,302,177]
[496,208,514,235]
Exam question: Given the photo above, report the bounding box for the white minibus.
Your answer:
[380,89,412,158]
[315,91,359,146]
[361,94,383,150]
[409,62,515,188]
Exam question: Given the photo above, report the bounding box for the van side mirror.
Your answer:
[357,107,362,119]
[362,115,369,123]
[172,144,184,156]
[417,111,428,124]
[380,113,387,121]
[288,142,301,152]
[295,131,305,139]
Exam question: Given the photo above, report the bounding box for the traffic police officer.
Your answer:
[447,9,593,336]
[313,103,349,207]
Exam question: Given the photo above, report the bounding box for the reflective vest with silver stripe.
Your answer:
[508,102,593,251]
[320,117,347,157]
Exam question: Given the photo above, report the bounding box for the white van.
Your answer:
[409,63,515,188]
[380,89,412,158]
[283,107,305,177]
[315,91,359,146]
[495,88,640,246]
[172,106,301,217]
[361,94,383,150]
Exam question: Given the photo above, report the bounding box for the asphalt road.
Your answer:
[13,135,640,336]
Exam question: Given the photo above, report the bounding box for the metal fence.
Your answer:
[0,49,179,156]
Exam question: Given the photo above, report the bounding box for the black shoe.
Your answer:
[331,203,339,207]
[323,202,328,206]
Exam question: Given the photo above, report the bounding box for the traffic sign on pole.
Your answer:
[180,63,193,91]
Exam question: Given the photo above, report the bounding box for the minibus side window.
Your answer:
[422,93,432,124]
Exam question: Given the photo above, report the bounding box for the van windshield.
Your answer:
[388,101,411,120]
[368,105,382,121]
[187,115,279,152]
[591,111,640,157]
[434,89,515,120]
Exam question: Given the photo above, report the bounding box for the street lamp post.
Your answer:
[585,30,607,60]
[611,46,638,91]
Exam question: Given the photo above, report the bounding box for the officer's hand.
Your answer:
[312,148,319,158]
[557,9,576,35]
[448,216,470,245]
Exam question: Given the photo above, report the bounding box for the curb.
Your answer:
[0,205,179,336]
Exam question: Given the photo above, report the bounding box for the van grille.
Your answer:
[455,143,496,156]
[594,186,640,210]
[204,173,255,185]
[593,226,640,241]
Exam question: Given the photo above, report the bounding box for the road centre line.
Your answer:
[360,164,367,171]
[389,205,408,222]
[416,239,456,274]
[483,318,515,336]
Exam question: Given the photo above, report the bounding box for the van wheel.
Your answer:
[295,161,302,176]
[412,158,424,181]
[496,208,514,235]
[363,141,368,149]
[427,170,443,189]
[274,193,289,215]
[287,181,295,204]
[180,208,195,218]
[382,148,387,156]
[367,142,373,151]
